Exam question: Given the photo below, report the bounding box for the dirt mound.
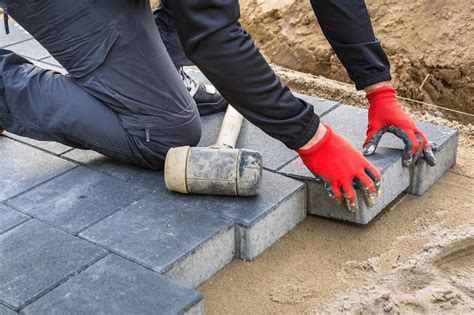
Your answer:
[240,0,474,115]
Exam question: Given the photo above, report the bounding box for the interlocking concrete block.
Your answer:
[7,167,149,234]
[80,177,235,288]
[0,304,16,315]
[135,170,305,261]
[407,121,459,195]
[197,92,338,171]
[279,105,410,224]
[0,137,76,201]
[5,38,50,60]
[294,92,340,117]
[197,170,306,261]
[198,113,297,171]
[4,132,71,155]
[0,220,106,310]
[0,23,32,47]
[62,149,144,181]
[0,205,29,235]
[22,255,203,315]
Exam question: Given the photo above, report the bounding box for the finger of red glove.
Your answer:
[341,181,357,211]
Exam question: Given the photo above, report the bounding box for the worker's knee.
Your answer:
[173,114,202,147]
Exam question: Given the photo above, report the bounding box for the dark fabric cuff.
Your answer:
[286,111,320,150]
[354,71,392,90]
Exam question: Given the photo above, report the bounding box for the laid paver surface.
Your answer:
[0,205,29,235]
[0,22,458,314]
[0,137,76,201]
[21,254,203,315]
[0,220,107,310]
[7,167,150,234]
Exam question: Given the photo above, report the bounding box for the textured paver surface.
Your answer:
[0,22,457,314]
[21,255,204,315]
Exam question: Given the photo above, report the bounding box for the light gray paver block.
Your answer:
[0,304,16,315]
[0,137,76,201]
[407,121,459,195]
[22,254,203,315]
[198,96,337,171]
[62,149,145,181]
[7,167,149,234]
[279,105,410,224]
[0,220,106,310]
[0,23,32,47]
[5,38,50,60]
[80,176,235,288]
[134,170,306,261]
[0,205,29,235]
[4,132,71,155]
[198,113,297,171]
[191,170,306,261]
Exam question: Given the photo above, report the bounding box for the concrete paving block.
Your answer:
[7,167,149,234]
[0,137,76,201]
[198,112,297,171]
[62,149,144,181]
[22,254,203,315]
[0,23,32,47]
[198,96,337,171]
[279,105,410,224]
[193,170,306,260]
[0,220,106,310]
[0,205,29,235]
[4,132,71,155]
[130,170,306,261]
[80,177,235,288]
[294,92,340,117]
[0,304,16,315]
[407,121,459,195]
[5,38,50,60]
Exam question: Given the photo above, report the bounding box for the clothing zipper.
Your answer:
[145,128,150,143]
[2,3,9,35]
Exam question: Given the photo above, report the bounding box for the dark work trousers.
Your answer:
[155,0,391,90]
[0,0,201,170]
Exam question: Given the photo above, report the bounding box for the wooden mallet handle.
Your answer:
[216,105,244,148]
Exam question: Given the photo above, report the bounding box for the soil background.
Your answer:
[238,0,473,116]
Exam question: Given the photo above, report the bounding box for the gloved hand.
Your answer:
[363,86,436,167]
[297,125,381,212]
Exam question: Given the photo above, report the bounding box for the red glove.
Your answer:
[363,86,436,167]
[297,125,381,212]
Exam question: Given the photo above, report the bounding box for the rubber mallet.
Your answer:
[164,105,262,196]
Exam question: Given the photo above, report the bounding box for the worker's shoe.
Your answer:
[177,67,228,116]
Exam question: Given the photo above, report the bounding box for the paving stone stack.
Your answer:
[0,23,459,314]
